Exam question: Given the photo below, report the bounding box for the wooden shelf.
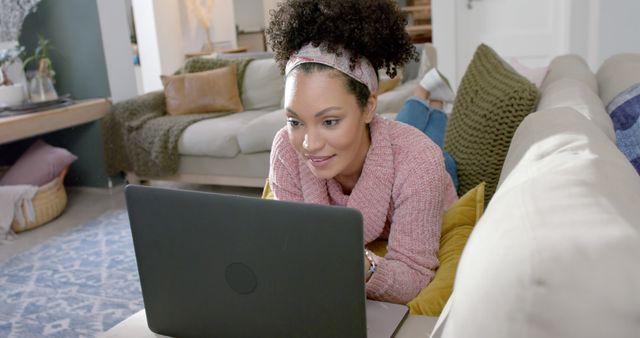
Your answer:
[401,5,430,13]
[0,98,111,144]
[406,24,432,35]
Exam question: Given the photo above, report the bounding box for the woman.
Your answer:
[266,0,458,304]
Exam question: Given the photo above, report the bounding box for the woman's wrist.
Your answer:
[364,249,377,281]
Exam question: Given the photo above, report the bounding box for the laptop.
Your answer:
[125,185,408,338]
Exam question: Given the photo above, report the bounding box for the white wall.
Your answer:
[180,0,237,53]
[96,0,137,102]
[235,0,265,32]
[132,0,184,93]
[593,0,640,68]
[433,0,640,84]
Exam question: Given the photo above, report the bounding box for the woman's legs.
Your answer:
[395,75,459,190]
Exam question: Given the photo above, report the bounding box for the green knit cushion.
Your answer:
[444,44,540,205]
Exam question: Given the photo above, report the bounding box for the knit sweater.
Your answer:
[269,115,458,303]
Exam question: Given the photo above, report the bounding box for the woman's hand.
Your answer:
[364,249,377,282]
[364,252,372,281]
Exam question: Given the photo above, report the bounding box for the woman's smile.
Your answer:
[306,154,336,168]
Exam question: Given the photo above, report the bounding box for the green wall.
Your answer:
[1,0,117,187]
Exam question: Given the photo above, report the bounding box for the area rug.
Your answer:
[0,210,144,338]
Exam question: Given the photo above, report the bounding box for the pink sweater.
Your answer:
[269,115,458,303]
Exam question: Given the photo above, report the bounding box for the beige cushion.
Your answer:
[596,53,640,106]
[537,78,616,142]
[178,110,267,157]
[540,55,598,94]
[241,58,284,111]
[237,109,287,154]
[161,64,243,115]
[437,107,640,338]
[375,80,417,115]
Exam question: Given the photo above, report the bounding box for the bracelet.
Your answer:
[364,249,377,276]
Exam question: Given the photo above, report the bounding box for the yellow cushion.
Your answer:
[261,179,485,316]
[407,182,485,316]
[262,179,275,199]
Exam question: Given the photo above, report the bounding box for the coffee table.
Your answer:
[101,309,438,337]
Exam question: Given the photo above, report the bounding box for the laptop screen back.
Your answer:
[125,185,367,337]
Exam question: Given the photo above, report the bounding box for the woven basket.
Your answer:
[11,167,69,233]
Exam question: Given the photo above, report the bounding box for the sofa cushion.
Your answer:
[444,44,540,204]
[437,107,640,338]
[406,182,485,317]
[161,64,244,115]
[237,109,287,154]
[375,80,417,115]
[241,58,285,111]
[596,53,640,106]
[540,54,598,94]
[178,110,268,157]
[537,78,616,142]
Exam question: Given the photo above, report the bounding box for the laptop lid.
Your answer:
[126,185,372,337]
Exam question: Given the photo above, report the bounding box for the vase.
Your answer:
[0,83,25,107]
[29,74,58,103]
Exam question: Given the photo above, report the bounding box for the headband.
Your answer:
[285,43,379,94]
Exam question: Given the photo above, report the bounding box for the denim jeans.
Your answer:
[395,97,459,190]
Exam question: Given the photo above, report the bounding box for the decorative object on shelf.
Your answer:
[185,0,216,53]
[0,45,26,106]
[24,35,58,103]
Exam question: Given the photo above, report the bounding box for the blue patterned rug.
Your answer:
[0,210,144,338]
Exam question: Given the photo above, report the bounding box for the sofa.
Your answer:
[120,44,433,187]
[420,50,640,337]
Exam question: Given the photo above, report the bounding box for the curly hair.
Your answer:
[266,0,418,79]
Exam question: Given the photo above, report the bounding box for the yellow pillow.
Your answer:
[407,182,485,316]
[161,64,244,115]
[262,179,275,199]
[262,179,485,316]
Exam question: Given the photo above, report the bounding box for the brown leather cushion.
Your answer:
[161,64,244,115]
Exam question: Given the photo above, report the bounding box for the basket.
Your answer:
[10,167,69,233]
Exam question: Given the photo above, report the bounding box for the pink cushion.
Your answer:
[0,140,77,186]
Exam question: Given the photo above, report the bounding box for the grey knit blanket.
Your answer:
[102,58,252,177]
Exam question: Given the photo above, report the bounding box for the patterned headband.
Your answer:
[285,43,379,94]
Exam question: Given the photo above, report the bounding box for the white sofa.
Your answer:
[128,45,432,187]
[428,54,640,337]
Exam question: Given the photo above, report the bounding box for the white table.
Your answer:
[101,309,438,337]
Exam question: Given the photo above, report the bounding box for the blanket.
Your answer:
[0,184,38,242]
[607,82,640,174]
[103,58,253,177]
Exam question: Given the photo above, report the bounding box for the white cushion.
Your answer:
[376,80,417,115]
[178,110,267,157]
[537,78,616,142]
[237,109,287,154]
[241,58,284,111]
[540,55,598,94]
[596,53,640,107]
[438,107,640,338]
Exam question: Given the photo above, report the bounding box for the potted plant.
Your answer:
[0,45,26,106]
[23,35,58,102]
